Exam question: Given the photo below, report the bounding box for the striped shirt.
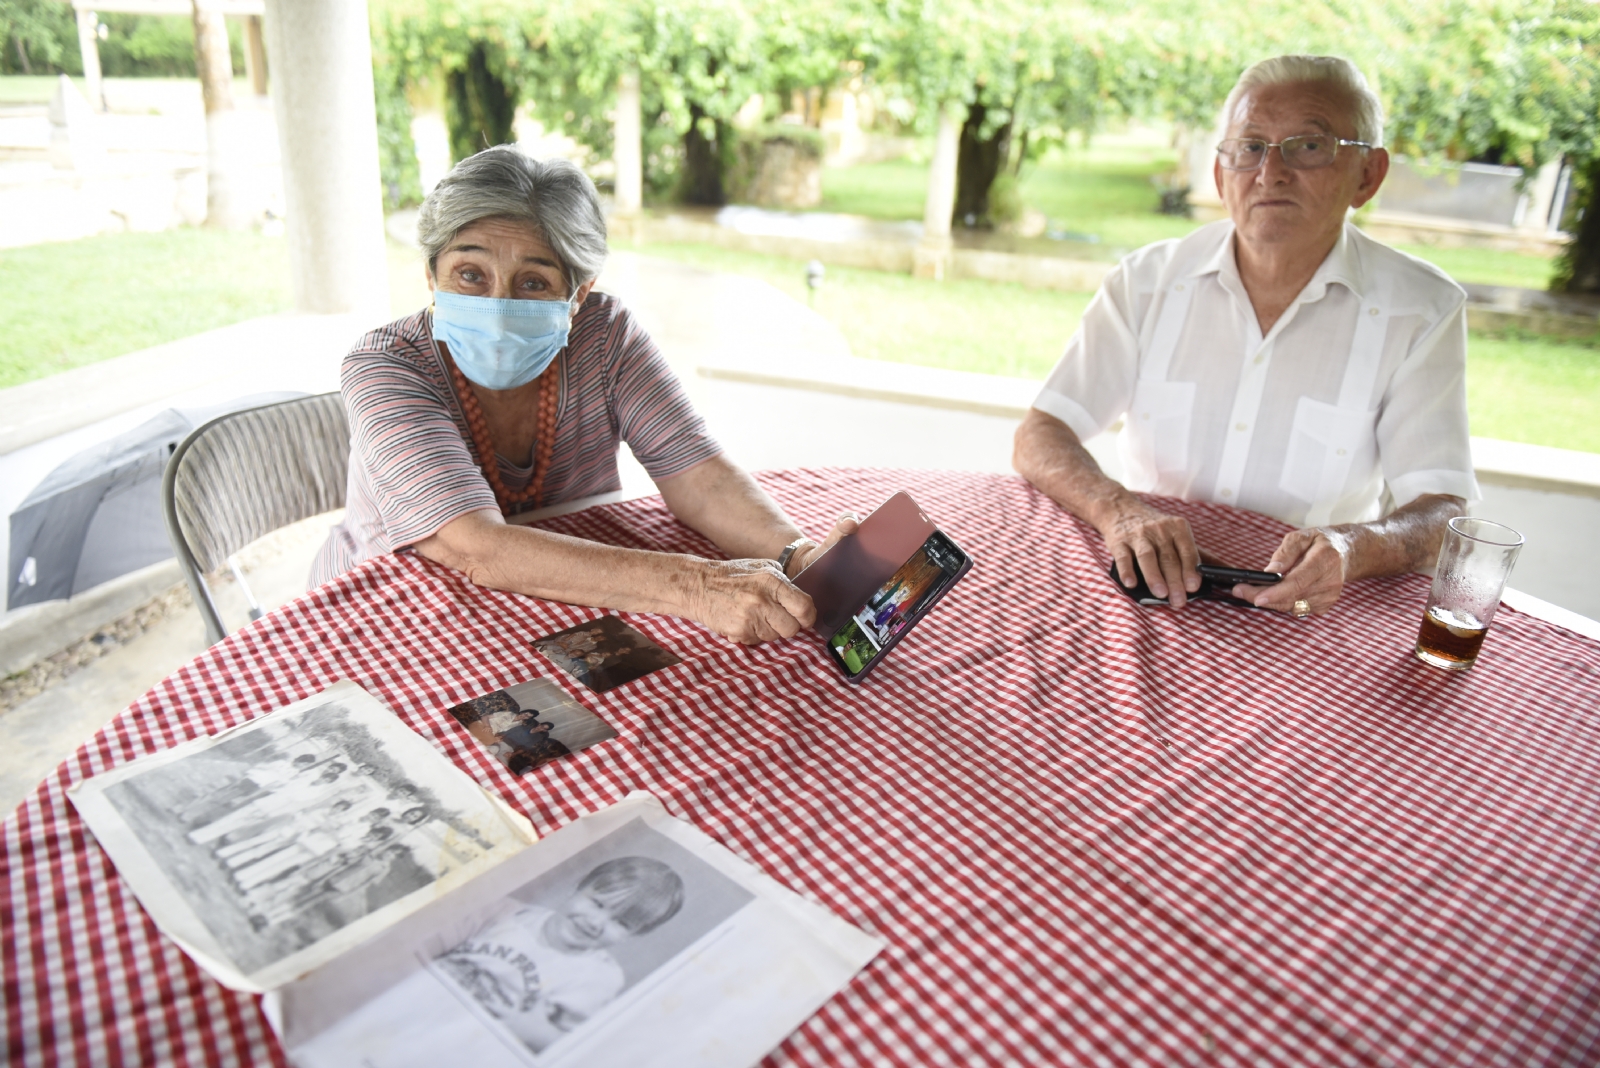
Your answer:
[311,294,721,586]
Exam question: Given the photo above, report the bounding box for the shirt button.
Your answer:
[1336,448,1348,456]
[1254,354,1265,365]
[1220,488,1233,498]
[1175,284,1186,292]
[1141,412,1151,420]
[1369,307,1380,316]
[1235,422,1248,432]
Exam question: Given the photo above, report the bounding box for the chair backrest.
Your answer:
[163,392,350,642]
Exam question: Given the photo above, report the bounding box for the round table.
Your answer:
[5,468,1599,1067]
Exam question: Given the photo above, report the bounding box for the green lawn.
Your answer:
[0,230,292,388]
[640,242,1598,453]
[1,228,430,390]
[819,136,1559,290]
[5,230,1592,454]
[641,241,1088,379]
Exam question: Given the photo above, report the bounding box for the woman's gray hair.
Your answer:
[1223,55,1384,146]
[417,146,608,294]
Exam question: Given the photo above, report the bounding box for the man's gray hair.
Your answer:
[1224,55,1384,147]
[417,146,608,294]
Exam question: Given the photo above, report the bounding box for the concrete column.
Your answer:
[612,68,643,239]
[243,15,268,97]
[914,101,961,280]
[193,2,251,230]
[74,7,105,112]
[262,0,390,320]
[1517,160,1563,234]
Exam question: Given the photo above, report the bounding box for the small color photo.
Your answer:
[447,679,617,776]
[531,616,683,693]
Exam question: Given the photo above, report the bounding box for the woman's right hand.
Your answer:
[688,558,817,645]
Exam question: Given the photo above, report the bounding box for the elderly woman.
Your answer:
[311,146,852,644]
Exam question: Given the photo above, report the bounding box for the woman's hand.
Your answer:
[688,558,818,644]
[785,513,862,577]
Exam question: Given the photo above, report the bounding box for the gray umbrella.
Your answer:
[7,392,305,610]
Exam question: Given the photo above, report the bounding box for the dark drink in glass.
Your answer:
[1415,606,1489,670]
[1414,518,1522,673]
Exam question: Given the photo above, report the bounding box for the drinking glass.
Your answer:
[1415,517,1524,671]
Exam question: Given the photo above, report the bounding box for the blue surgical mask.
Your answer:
[431,289,577,390]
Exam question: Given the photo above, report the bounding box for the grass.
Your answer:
[0,230,293,388]
[1465,332,1600,453]
[0,228,432,390]
[818,133,1559,290]
[638,242,1088,379]
[638,241,1598,453]
[4,229,1592,454]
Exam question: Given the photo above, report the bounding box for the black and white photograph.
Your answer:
[448,679,618,776]
[531,616,683,693]
[275,793,886,1068]
[428,817,754,1058]
[68,682,534,989]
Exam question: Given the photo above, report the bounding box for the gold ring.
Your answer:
[1293,599,1311,619]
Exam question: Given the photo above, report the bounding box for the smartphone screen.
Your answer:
[826,530,969,681]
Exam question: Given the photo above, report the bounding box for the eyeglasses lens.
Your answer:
[1219,137,1337,171]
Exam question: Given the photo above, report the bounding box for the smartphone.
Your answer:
[823,530,972,682]
[794,492,973,683]
[1109,562,1280,606]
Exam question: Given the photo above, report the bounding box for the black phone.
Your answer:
[1109,562,1280,606]
[821,529,973,683]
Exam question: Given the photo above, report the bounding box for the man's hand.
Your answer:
[1232,528,1349,616]
[1232,494,1463,618]
[1099,498,1203,608]
[1015,408,1203,607]
[688,558,817,644]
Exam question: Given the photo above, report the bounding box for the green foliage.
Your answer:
[374,68,424,210]
[0,0,76,75]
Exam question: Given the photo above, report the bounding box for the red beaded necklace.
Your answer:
[445,351,561,514]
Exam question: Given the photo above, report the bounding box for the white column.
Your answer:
[1517,160,1563,234]
[613,69,643,216]
[914,101,961,280]
[74,7,104,113]
[262,0,390,320]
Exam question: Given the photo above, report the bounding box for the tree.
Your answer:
[0,0,76,75]
[1381,0,1600,293]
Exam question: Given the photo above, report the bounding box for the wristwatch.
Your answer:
[776,537,813,578]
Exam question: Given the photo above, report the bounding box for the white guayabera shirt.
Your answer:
[1033,220,1480,528]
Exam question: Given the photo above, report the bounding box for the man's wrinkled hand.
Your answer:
[1233,528,1349,617]
[1099,500,1203,608]
[691,558,817,644]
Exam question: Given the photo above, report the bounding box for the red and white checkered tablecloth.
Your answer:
[4,468,1599,1067]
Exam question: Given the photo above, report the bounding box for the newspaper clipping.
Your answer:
[272,793,886,1068]
[69,681,535,991]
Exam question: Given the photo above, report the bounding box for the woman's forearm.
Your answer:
[656,454,804,561]
[414,511,708,617]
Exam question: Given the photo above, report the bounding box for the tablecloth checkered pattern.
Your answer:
[4,468,1598,1067]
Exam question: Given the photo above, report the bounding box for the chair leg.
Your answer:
[181,567,228,646]
[227,555,264,623]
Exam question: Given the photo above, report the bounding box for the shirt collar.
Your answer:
[1194,221,1368,304]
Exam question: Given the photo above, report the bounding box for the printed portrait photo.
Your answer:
[447,679,617,776]
[428,818,753,1059]
[531,616,683,693]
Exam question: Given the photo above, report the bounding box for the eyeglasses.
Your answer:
[1216,135,1374,171]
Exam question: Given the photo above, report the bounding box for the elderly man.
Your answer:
[1014,55,1477,617]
